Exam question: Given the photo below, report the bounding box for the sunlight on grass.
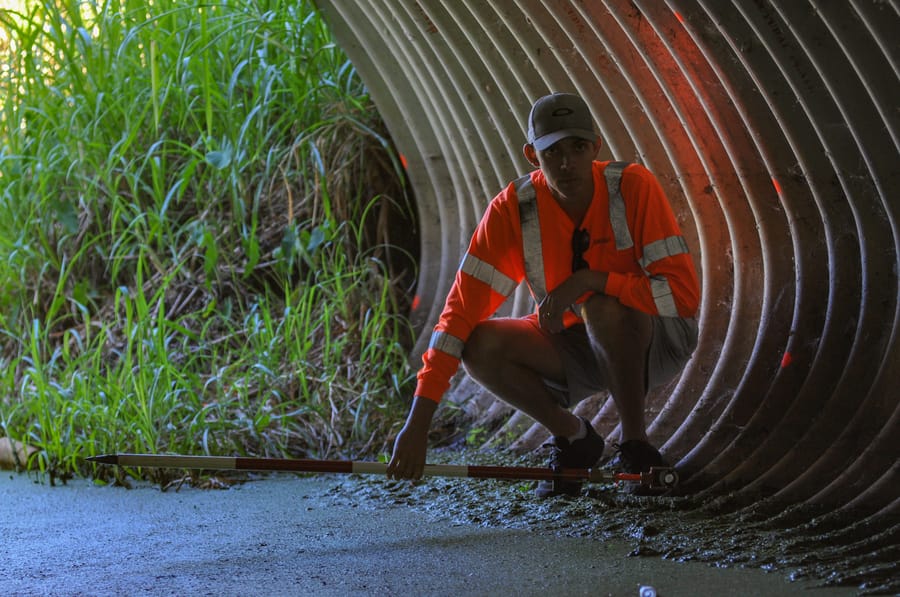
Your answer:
[0,0,25,15]
[0,0,418,484]
[0,0,25,148]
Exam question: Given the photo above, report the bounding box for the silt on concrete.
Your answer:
[0,473,857,596]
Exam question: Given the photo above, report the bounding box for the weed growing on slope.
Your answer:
[0,0,418,483]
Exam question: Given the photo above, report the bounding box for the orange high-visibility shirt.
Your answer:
[415,161,700,403]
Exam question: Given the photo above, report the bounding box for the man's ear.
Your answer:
[592,136,603,156]
[523,143,539,167]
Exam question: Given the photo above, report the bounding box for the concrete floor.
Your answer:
[0,472,858,596]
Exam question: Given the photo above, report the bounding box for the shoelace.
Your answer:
[540,439,566,472]
[611,443,634,470]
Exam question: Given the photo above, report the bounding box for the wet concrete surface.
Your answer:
[0,472,860,596]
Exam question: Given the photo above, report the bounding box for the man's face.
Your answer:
[526,136,600,201]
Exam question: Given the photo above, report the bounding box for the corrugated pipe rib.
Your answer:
[316,1,898,516]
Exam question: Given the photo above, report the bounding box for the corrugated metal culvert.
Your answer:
[316,0,897,532]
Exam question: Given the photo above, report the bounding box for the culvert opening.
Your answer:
[318,0,898,517]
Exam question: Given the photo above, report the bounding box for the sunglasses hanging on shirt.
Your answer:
[572,228,590,272]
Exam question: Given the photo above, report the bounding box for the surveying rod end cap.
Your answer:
[647,466,679,488]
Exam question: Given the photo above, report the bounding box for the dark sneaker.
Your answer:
[613,440,670,495]
[614,439,666,474]
[534,417,604,498]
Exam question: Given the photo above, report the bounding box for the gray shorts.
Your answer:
[540,316,699,407]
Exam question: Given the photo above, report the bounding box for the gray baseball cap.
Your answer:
[526,93,597,151]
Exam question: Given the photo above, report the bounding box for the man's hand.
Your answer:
[386,396,437,480]
[539,270,607,333]
[387,420,428,480]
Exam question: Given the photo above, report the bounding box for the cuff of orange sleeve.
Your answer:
[413,381,444,404]
[414,362,449,404]
[604,271,626,298]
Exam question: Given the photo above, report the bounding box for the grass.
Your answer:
[0,0,419,485]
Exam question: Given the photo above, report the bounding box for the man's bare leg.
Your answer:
[578,295,653,442]
[461,318,582,439]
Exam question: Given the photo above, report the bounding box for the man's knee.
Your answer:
[579,295,651,347]
[461,321,499,376]
[462,318,564,382]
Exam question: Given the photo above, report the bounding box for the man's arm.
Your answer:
[539,269,608,333]
[386,396,438,480]
[604,165,700,317]
[390,185,527,479]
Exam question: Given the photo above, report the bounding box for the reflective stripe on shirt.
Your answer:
[516,174,547,302]
[428,330,464,359]
[649,276,679,317]
[640,237,688,316]
[640,235,689,270]
[459,253,517,297]
[605,161,633,251]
